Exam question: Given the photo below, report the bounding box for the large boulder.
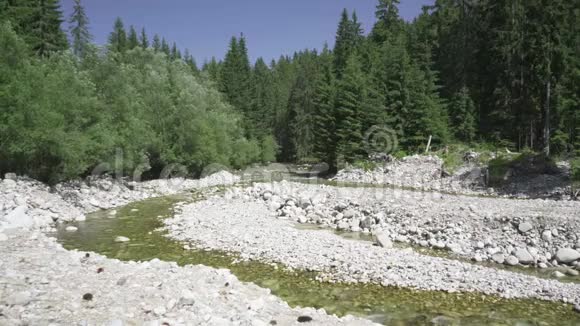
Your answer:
[514,248,534,265]
[1,206,33,230]
[555,248,580,264]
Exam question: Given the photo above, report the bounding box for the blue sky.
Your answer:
[60,0,433,65]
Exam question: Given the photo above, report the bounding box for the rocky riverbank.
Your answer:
[240,181,580,271]
[0,230,373,325]
[1,172,375,325]
[163,181,580,305]
[333,154,572,199]
[0,171,239,233]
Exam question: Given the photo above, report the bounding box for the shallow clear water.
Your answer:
[55,191,580,325]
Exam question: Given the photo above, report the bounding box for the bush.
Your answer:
[260,135,278,163]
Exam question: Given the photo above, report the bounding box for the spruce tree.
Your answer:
[184,49,198,73]
[161,37,170,56]
[372,0,402,44]
[335,55,365,161]
[250,57,276,138]
[127,25,139,49]
[108,17,127,53]
[202,57,221,82]
[140,27,148,49]
[313,44,337,165]
[152,34,161,51]
[31,0,69,56]
[219,35,251,124]
[449,87,477,142]
[68,0,91,57]
[333,9,362,78]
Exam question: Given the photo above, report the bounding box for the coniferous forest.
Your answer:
[0,0,578,183]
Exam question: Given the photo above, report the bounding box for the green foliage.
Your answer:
[352,160,379,172]
[260,135,278,163]
[572,159,580,184]
[0,23,270,183]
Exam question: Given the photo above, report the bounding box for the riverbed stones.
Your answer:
[552,271,566,279]
[376,233,393,249]
[492,254,506,264]
[555,248,580,264]
[514,248,534,265]
[518,222,533,234]
[65,226,78,232]
[114,236,130,243]
[5,291,32,306]
[542,230,553,242]
[505,256,519,266]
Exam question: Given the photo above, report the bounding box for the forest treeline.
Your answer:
[0,0,578,183]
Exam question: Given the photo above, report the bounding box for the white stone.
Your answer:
[518,222,533,233]
[505,256,519,266]
[555,248,580,264]
[376,233,393,249]
[65,226,78,232]
[114,236,130,243]
[541,230,553,242]
[3,206,32,230]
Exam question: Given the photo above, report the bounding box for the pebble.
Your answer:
[5,291,32,306]
[115,236,130,243]
[65,226,78,232]
[504,256,519,266]
[518,222,533,233]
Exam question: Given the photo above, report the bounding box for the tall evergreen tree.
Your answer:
[108,17,127,53]
[372,0,403,44]
[68,0,91,57]
[160,37,170,56]
[335,55,366,161]
[333,9,362,78]
[140,27,148,49]
[202,57,221,82]
[31,0,68,56]
[249,57,276,138]
[219,35,252,128]
[152,34,161,52]
[312,44,337,165]
[449,87,477,142]
[127,25,139,49]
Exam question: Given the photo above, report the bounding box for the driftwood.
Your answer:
[425,135,432,153]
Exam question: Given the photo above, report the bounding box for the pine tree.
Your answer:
[249,57,276,138]
[31,0,69,56]
[184,49,198,73]
[335,55,365,161]
[161,37,170,56]
[152,34,161,51]
[140,27,148,49]
[333,9,362,78]
[372,0,402,44]
[127,25,139,49]
[449,87,477,142]
[313,44,337,165]
[286,51,321,161]
[68,0,91,57]
[202,57,221,82]
[108,17,127,52]
[219,35,251,124]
